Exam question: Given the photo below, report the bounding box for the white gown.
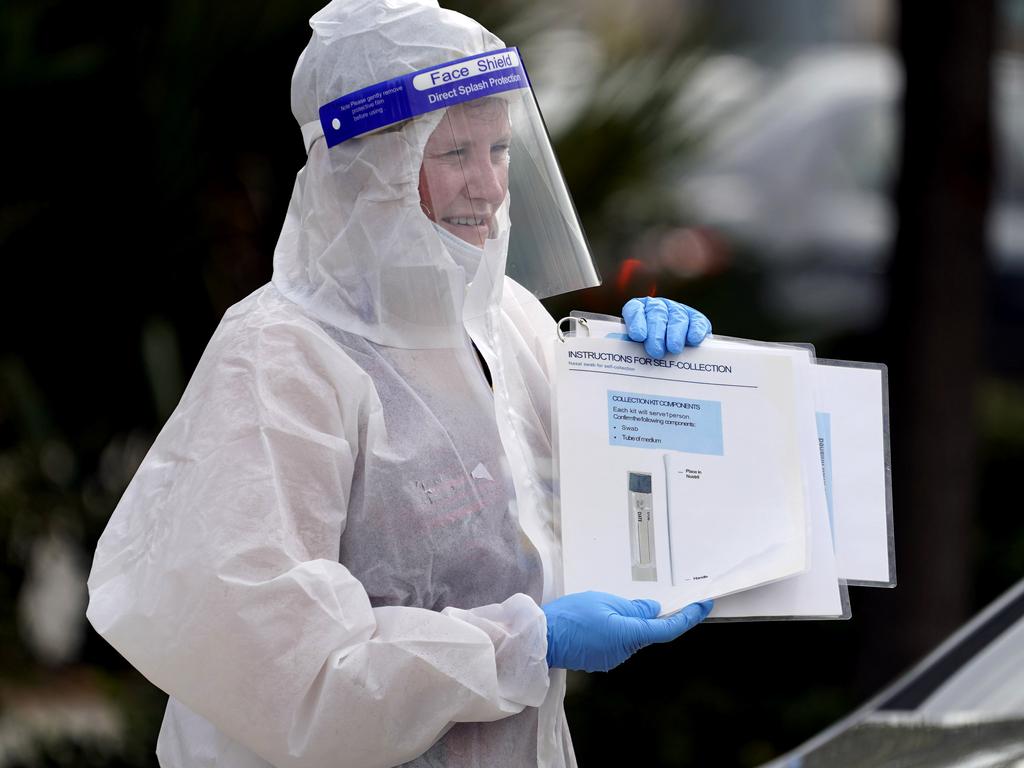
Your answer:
[87,3,579,764]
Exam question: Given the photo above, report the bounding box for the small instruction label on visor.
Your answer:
[319,47,530,147]
[607,390,725,455]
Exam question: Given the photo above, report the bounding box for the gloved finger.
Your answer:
[665,300,690,355]
[643,298,668,358]
[621,598,661,619]
[622,298,648,342]
[643,600,714,644]
[685,307,712,346]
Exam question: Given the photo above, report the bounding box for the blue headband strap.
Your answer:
[317,47,530,148]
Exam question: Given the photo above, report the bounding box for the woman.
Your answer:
[87,1,713,766]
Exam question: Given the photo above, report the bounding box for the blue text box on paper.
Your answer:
[607,390,724,455]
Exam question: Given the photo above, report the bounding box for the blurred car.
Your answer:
[677,46,1024,344]
[760,575,1024,767]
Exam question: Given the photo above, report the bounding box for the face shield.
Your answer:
[313,47,601,300]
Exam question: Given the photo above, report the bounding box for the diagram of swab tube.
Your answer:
[628,471,657,581]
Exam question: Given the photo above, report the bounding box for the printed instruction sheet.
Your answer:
[554,333,812,615]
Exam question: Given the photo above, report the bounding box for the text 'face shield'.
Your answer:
[318,47,601,300]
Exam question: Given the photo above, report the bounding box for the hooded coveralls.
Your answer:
[87,1,578,765]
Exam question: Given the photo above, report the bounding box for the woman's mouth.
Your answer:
[441,215,491,244]
[445,216,485,227]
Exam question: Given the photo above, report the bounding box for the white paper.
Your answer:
[689,336,848,620]
[663,452,803,597]
[554,332,811,616]
[813,361,893,586]
[561,320,852,618]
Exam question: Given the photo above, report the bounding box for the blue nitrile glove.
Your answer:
[622,297,712,358]
[542,591,714,672]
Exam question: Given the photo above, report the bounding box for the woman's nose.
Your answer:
[465,154,506,207]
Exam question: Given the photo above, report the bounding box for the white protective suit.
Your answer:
[86,1,579,766]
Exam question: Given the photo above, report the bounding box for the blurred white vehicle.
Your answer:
[760,576,1024,767]
[678,46,1024,341]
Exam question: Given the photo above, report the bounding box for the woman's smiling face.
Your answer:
[418,99,511,246]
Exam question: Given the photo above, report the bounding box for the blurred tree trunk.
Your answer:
[866,0,994,689]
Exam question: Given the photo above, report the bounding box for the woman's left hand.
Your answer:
[622,297,712,358]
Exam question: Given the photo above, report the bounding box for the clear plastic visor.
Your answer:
[418,88,600,299]
[317,47,600,299]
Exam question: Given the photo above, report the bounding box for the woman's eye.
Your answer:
[492,144,510,155]
[444,148,466,159]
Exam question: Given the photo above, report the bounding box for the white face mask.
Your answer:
[431,220,484,279]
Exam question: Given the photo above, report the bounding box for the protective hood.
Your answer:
[273,0,508,349]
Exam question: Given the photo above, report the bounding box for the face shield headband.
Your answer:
[301,47,601,301]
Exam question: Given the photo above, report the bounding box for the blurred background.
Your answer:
[1,0,1023,765]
